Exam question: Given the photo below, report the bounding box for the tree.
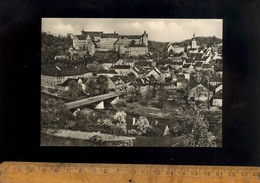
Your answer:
[195,86,203,101]
[96,75,108,94]
[76,108,99,126]
[113,111,127,135]
[41,98,72,128]
[127,85,138,102]
[148,74,157,98]
[136,116,151,135]
[87,63,99,72]
[68,80,83,99]
[139,85,151,101]
[170,107,217,147]
[160,52,168,59]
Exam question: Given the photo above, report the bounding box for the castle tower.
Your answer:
[142,31,148,46]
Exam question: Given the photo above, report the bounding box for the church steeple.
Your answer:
[191,31,197,49]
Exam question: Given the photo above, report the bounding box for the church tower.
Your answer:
[191,32,197,49]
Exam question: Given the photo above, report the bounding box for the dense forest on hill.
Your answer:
[41,32,73,65]
[173,36,222,47]
[148,40,168,53]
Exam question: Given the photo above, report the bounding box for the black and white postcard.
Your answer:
[41,18,223,147]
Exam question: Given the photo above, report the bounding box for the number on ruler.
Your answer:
[228,171,236,177]
[26,166,34,173]
[41,167,46,173]
[154,169,161,175]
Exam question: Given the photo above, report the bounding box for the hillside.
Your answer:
[173,36,222,47]
[41,32,73,65]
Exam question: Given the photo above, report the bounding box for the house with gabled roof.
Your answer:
[41,66,93,90]
[167,44,185,54]
[127,72,136,81]
[214,65,223,78]
[146,67,162,81]
[201,64,213,71]
[130,66,142,77]
[188,83,214,102]
[201,55,211,64]
[193,53,203,62]
[182,64,193,73]
[172,62,183,70]
[108,76,125,91]
[194,61,204,70]
[55,78,78,92]
[176,78,188,89]
[159,66,171,78]
[209,77,222,86]
[183,58,194,65]
[212,90,222,107]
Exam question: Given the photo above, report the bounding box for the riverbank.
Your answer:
[112,102,181,120]
[112,101,222,123]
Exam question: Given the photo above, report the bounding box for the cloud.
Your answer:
[42,18,222,42]
[52,23,74,34]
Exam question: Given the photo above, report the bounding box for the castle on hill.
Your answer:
[71,30,148,56]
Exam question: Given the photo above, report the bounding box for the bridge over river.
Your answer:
[65,92,124,109]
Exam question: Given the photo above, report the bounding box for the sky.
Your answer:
[42,18,222,42]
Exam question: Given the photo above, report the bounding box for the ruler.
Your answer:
[0,162,259,183]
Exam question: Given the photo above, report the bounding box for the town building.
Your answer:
[167,44,185,54]
[96,69,118,78]
[41,66,93,90]
[188,83,214,101]
[110,65,131,75]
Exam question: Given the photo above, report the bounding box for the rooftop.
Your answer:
[57,78,78,87]
[194,62,203,67]
[112,65,131,69]
[120,35,141,39]
[101,33,119,38]
[128,43,147,47]
[183,64,191,68]
[209,77,222,82]
[127,72,136,80]
[177,78,188,83]
[75,35,87,40]
[42,66,92,77]
[176,74,185,79]
[202,64,211,68]
[81,31,103,38]
[213,91,222,99]
[97,69,118,74]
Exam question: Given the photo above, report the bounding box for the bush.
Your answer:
[139,100,148,106]
[115,99,127,107]
[151,102,161,108]
[128,129,140,136]
[146,127,163,137]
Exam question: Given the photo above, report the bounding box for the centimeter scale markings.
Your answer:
[0,162,259,183]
